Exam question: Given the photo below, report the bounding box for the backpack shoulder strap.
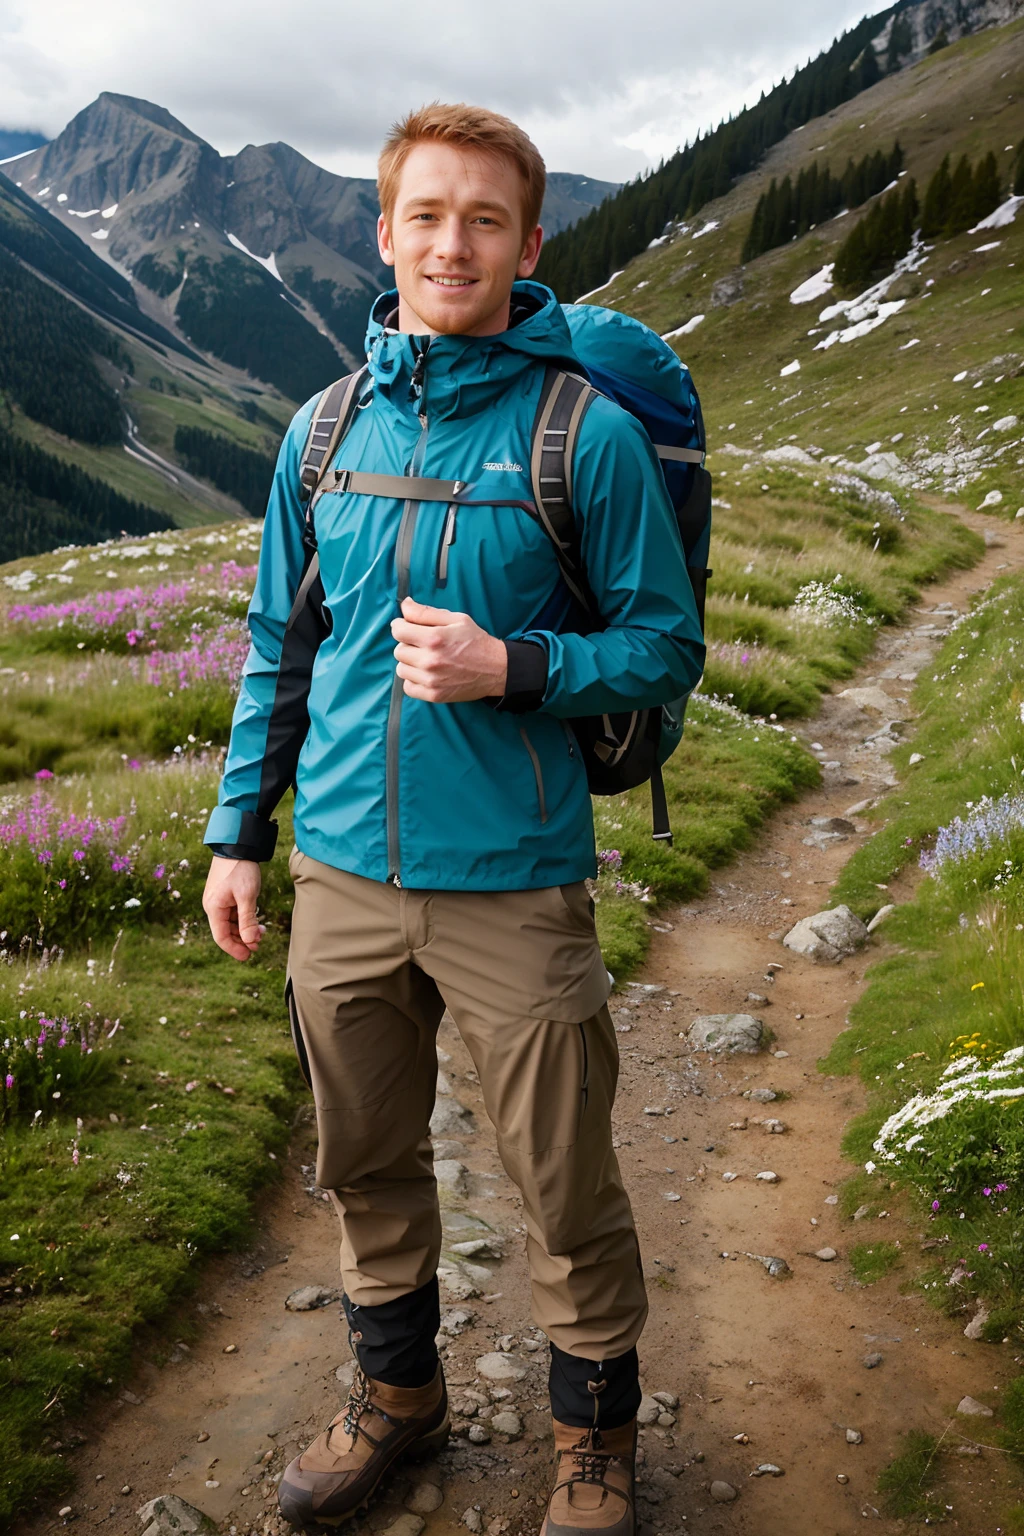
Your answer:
[299,367,369,503]
[529,366,599,614]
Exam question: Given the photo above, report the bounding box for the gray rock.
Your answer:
[380,1516,425,1536]
[956,1395,993,1417]
[783,905,869,964]
[475,1352,527,1382]
[852,1204,871,1221]
[439,1306,476,1337]
[963,1303,990,1341]
[490,1410,523,1439]
[450,1237,505,1260]
[747,1088,777,1103]
[746,1252,791,1277]
[863,1353,884,1369]
[839,685,899,714]
[687,1014,764,1054]
[437,1259,487,1301]
[755,1171,780,1183]
[284,1284,337,1312]
[637,1395,662,1426]
[467,1423,491,1444]
[810,816,857,833]
[137,1497,216,1536]
[709,1481,738,1502]
[335,1360,356,1389]
[750,1464,783,1477]
[866,904,896,934]
[405,1484,444,1515]
[462,1510,483,1534]
[434,1160,469,1196]
[652,1391,679,1408]
[815,1248,839,1262]
[657,1411,677,1427]
[431,1098,475,1137]
[711,270,745,308]
[432,1139,465,1159]
[846,1428,863,1444]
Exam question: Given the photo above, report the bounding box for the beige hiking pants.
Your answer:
[285,849,648,1360]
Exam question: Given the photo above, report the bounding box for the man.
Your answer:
[202,102,704,1536]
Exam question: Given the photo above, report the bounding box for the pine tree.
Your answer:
[921,154,952,236]
[946,154,977,233]
[928,25,950,54]
[972,151,1002,226]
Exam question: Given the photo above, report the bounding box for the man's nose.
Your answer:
[432,217,474,262]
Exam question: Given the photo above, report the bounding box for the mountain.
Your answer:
[879,0,1023,65]
[4,94,618,392]
[0,129,47,161]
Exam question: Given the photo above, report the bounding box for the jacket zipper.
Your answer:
[386,354,431,887]
[519,724,548,824]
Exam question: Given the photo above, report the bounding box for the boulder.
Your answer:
[686,1014,764,1054]
[838,686,899,714]
[434,1159,469,1195]
[137,1497,216,1536]
[284,1285,337,1311]
[711,270,745,308]
[956,1395,993,1417]
[475,1352,528,1382]
[783,905,868,963]
[431,1097,475,1137]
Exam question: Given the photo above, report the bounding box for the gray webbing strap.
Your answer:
[322,470,466,502]
[654,444,704,464]
[299,368,368,500]
[529,367,598,613]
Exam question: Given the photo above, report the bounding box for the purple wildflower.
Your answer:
[153,864,166,881]
[34,768,54,780]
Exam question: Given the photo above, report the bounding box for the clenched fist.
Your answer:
[390,596,507,703]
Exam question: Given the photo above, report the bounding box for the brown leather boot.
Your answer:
[541,1417,636,1536]
[277,1364,449,1529]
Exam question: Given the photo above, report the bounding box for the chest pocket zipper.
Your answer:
[436,504,459,587]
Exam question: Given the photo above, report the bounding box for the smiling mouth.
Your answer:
[427,275,477,287]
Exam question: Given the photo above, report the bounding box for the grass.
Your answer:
[877,1430,942,1518]
[848,1240,903,1285]
[0,923,305,1524]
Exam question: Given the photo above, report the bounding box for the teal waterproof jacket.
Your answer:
[204,281,706,890]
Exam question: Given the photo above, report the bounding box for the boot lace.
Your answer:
[341,1363,374,1440]
[566,1430,621,1488]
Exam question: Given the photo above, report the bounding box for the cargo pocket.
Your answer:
[284,976,313,1091]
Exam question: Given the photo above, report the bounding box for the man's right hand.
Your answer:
[203,857,264,961]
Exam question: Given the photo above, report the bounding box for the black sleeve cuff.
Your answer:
[207,812,279,862]
[490,639,549,714]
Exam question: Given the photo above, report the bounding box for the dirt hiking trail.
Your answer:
[23,505,1024,1536]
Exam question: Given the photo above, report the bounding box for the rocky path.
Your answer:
[28,505,1024,1536]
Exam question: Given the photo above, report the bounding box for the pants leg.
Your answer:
[286,850,446,1307]
[414,881,649,1365]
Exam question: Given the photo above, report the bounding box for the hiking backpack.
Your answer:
[296,303,712,844]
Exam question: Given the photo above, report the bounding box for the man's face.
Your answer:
[378,140,543,338]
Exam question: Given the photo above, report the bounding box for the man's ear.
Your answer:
[378,212,396,269]
[517,224,543,278]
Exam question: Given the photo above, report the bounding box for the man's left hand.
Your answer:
[391,597,508,703]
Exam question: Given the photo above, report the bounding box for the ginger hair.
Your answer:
[378,102,546,236]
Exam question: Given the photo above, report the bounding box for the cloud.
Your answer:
[1,0,879,180]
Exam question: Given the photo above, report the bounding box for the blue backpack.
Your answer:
[297,304,712,844]
[528,304,712,843]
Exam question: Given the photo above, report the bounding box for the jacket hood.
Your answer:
[364,280,579,420]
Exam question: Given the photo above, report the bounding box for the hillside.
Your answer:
[582,15,1024,520]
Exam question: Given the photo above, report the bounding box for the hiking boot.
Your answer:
[541,1417,636,1536]
[277,1364,449,1529]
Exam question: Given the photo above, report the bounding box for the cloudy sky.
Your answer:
[2,0,882,181]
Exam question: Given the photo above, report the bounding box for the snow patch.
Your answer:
[899,337,921,350]
[779,360,801,377]
[973,240,1001,253]
[815,301,906,348]
[576,270,625,302]
[971,195,1024,232]
[67,208,101,218]
[91,228,109,241]
[692,219,719,240]
[662,314,705,340]
[226,232,283,282]
[56,192,67,203]
[790,264,834,305]
[102,202,118,218]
